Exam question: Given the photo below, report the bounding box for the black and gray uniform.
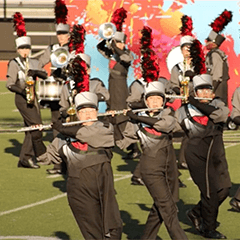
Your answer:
[230,87,240,201]
[38,43,69,138]
[97,39,133,110]
[6,56,46,164]
[59,77,110,119]
[206,48,230,106]
[170,61,195,167]
[175,97,231,231]
[170,61,194,96]
[50,121,122,239]
[116,109,188,240]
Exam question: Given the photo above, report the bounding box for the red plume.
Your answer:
[180,15,193,36]
[111,7,127,31]
[190,39,206,75]
[55,0,68,24]
[13,12,26,37]
[140,26,160,83]
[210,9,233,33]
[140,26,153,52]
[71,55,89,93]
[69,24,86,54]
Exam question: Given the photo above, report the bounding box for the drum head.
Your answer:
[37,77,63,101]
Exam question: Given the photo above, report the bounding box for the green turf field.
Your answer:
[0,81,240,240]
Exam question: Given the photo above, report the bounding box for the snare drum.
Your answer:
[37,76,64,101]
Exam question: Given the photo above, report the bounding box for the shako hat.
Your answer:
[206,9,233,46]
[144,81,165,100]
[179,15,194,47]
[68,24,91,67]
[54,0,70,34]
[13,12,31,49]
[189,39,212,90]
[111,7,127,43]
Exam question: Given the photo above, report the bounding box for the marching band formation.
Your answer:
[5,0,240,239]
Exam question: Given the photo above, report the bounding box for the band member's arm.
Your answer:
[170,66,181,95]
[74,122,115,148]
[128,99,146,110]
[127,108,176,133]
[28,69,48,79]
[90,78,110,101]
[211,52,224,85]
[189,96,229,123]
[111,40,133,68]
[127,110,159,126]
[6,60,25,95]
[231,87,240,122]
[38,45,51,69]
[52,120,80,138]
[97,39,113,59]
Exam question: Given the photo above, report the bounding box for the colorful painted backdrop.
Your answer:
[65,0,240,111]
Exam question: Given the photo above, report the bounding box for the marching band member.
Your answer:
[38,0,70,138]
[6,13,47,169]
[115,80,188,240]
[205,10,232,106]
[170,15,195,97]
[169,15,196,171]
[59,24,109,123]
[97,7,133,111]
[228,86,240,212]
[42,56,123,239]
[44,24,110,174]
[175,39,231,239]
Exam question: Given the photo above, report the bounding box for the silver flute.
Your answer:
[17,107,163,132]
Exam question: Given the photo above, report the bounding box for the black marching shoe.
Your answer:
[229,197,240,212]
[18,159,40,169]
[202,230,227,239]
[131,176,145,186]
[122,151,141,160]
[178,179,187,188]
[46,168,62,174]
[186,209,202,233]
[178,162,188,170]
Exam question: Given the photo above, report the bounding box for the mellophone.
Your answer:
[17,107,164,132]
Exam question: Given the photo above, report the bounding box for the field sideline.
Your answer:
[0,81,240,240]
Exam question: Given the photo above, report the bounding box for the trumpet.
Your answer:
[25,57,35,105]
[17,107,163,132]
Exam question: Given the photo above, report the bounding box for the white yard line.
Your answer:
[0,237,60,240]
[0,174,132,217]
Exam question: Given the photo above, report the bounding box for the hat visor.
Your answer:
[57,31,69,35]
[76,104,98,111]
[17,44,31,49]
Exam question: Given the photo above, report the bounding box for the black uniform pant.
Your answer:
[15,94,46,162]
[178,134,188,165]
[214,80,228,106]
[140,147,188,240]
[185,139,228,231]
[108,75,128,111]
[67,164,122,240]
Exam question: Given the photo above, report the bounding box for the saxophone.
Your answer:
[66,88,77,123]
[180,59,190,104]
[25,57,35,105]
